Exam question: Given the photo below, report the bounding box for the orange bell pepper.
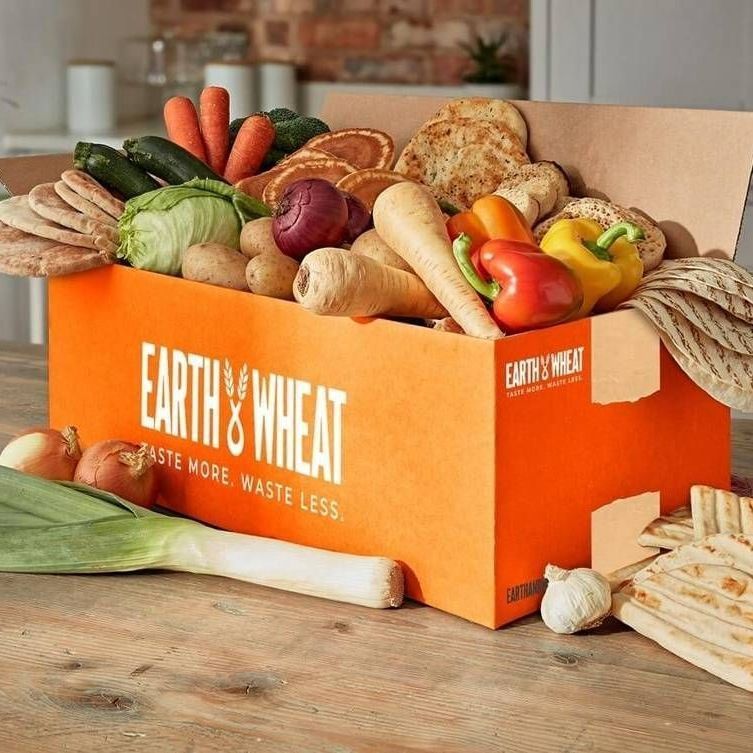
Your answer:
[446,195,535,251]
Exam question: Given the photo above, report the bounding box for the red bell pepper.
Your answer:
[453,233,584,333]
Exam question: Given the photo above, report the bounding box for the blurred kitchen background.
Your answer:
[1,0,752,343]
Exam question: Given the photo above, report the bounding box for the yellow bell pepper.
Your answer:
[539,219,644,318]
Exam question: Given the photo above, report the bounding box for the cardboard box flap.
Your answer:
[0,153,72,197]
[321,93,753,261]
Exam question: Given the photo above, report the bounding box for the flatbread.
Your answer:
[54,180,117,226]
[633,289,753,355]
[614,534,753,692]
[0,219,109,277]
[422,98,528,147]
[29,183,118,242]
[0,195,112,252]
[628,297,753,391]
[638,505,694,550]
[395,117,529,210]
[60,169,125,219]
[534,197,666,271]
[691,485,753,539]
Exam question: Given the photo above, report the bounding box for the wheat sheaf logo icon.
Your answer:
[224,359,248,457]
[539,354,551,381]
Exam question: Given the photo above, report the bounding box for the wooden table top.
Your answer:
[0,342,751,753]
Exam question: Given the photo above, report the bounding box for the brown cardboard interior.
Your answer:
[321,93,753,261]
[0,153,72,196]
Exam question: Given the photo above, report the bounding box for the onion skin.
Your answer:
[74,440,159,508]
[272,179,348,260]
[341,191,372,244]
[0,425,81,481]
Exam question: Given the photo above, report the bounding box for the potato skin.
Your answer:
[240,217,281,259]
[246,253,299,299]
[182,243,249,290]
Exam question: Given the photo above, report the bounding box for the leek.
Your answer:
[0,467,403,609]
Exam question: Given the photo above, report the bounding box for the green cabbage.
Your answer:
[118,179,270,275]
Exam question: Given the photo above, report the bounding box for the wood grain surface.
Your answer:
[0,344,751,753]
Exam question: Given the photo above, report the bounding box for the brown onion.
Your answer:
[340,190,372,244]
[0,425,81,480]
[74,439,159,508]
[272,179,348,259]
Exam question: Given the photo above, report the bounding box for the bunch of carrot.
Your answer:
[164,87,275,184]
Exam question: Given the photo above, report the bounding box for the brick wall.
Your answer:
[151,0,529,86]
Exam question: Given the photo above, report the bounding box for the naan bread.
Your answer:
[422,98,528,147]
[395,117,528,210]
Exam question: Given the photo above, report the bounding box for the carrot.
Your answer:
[199,86,230,175]
[224,115,276,184]
[163,96,207,163]
[293,248,448,319]
[372,183,503,339]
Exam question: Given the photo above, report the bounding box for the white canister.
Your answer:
[204,62,255,121]
[258,62,297,113]
[66,61,116,134]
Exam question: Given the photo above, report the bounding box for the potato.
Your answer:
[240,217,281,259]
[246,252,299,300]
[350,228,413,273]
[182,243,248,291]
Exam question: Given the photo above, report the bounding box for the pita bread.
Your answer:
[54,180,117,226]
[60,169,125,219]
[0,196,117,259]
[691,485,753,539]
[0,220,109,277]
[29,183,118,242]
[395,117,529,210]
[422,98,528,147]
[638,505,694,550]
[614,534,753,692]
[534,197,666,271]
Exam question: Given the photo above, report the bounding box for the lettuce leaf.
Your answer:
[118,179,270,276]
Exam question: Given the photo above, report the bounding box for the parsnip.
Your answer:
[350,228,413,272]
[372,183,503,339]
[294,248,448,319]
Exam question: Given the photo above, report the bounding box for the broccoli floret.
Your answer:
[262,147,288,168]
[273,116,330,153]
[267,107,298,124]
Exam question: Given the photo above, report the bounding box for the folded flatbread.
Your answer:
[0,219,109,276]
[638,505,693,550]
[60,169,125,219]
[29,183,118,242]
[614,534,753,692]
[691,485,753,539]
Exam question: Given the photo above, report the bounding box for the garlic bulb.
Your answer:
[540,564,612,634]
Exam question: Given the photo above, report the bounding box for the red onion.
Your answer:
[0,425,81,481]
[340,190,372,244]
[273,179,349,260]
[74,439,159,508]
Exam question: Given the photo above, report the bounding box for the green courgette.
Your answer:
[73,142,159,199]
[123,136,224,185]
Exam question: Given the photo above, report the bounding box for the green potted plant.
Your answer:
[460,32,524,99]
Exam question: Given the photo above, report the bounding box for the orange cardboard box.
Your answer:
[5,95,751,628]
